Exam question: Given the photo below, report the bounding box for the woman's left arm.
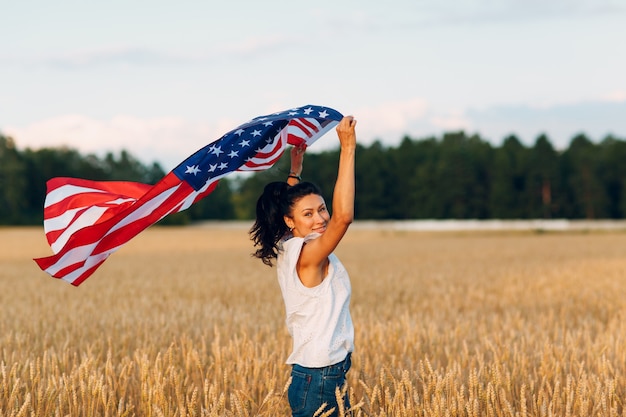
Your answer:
[287,143,306,186]
[296,116,356,287]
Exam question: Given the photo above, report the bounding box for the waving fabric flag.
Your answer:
[34,105,343,286]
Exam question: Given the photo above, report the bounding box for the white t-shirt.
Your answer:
[276,233,354,368]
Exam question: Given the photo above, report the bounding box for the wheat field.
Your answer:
[1,224,626,416]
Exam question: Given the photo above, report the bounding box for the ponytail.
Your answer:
[249,181,322,266]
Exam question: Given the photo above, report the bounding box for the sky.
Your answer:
[2,0,626,170]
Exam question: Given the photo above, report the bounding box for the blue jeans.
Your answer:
[288,353,352,417]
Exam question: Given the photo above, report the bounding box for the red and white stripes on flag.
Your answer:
[34,105,343,286]
[34,174,215,286]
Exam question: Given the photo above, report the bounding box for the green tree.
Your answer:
[0,135,28,224]
[526,134,560,218]
[187,178,236,220]
[408,137,441,218]
[7,130,626,224]
[102,150,165,183]
[489,135,529,218]
[433,132,492,219]
[354,141,390,219]
[387,136,430,219]
[596,135,626,218]
[562,134,608,219]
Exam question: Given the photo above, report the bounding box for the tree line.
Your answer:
[1,130,626,225]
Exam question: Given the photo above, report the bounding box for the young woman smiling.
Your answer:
[250,116,357,417]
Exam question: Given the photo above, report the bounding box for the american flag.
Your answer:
[34,105,343,286]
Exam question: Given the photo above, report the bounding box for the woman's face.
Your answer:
[284,193,330,238]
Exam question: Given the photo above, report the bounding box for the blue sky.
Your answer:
[2,0,625,170]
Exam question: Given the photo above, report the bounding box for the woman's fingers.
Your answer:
[336,116,357,147]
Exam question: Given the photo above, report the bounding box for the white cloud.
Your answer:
[4,100,432,170]
[4,115,225,170]
[5,95,626,174]
[215,34,297,58]
[353,98,429,142]
[417,0,626,25]
[44,46,175,68]
[10,34,300,70]
[465,97,626,147]
[601,90,626,103]
[430,111,472,132]
[352,95,626,148]
[0,33,300,71]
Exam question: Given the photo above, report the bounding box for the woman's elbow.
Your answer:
[334,212,354,226]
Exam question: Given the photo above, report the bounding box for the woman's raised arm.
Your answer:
[296,116,357,286]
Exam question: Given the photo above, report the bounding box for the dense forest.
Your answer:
[1,130,626,225]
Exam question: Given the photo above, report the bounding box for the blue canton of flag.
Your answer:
[173,105,343,191]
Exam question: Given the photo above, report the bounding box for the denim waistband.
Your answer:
[292,352,352,375]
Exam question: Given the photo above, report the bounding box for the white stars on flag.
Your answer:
[185,165,201,175]
[210,146,223,156]
[173,104,343,191]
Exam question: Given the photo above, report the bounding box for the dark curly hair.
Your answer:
[249,181,323,266]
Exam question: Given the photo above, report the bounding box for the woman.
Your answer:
[250,116,357,417]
